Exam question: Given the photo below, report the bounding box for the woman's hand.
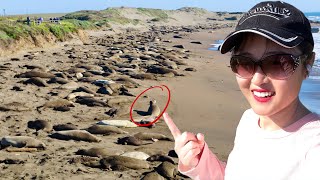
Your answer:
[163,112,205,169]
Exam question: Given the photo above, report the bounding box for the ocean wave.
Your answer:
[308,75,320,80]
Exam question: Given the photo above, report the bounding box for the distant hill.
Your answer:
[62,7,243,28]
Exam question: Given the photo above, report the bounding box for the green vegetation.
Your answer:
[64,8,139,26]
[0,19,96,42]
[137,8,169,21]
[177,7,208,15]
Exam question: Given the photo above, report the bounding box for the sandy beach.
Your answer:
[0,16,249,179]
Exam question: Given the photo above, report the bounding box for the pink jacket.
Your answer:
[179,109,320,180]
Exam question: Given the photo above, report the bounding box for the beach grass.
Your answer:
[0,19,96,41]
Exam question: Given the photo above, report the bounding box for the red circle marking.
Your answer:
[129,85,171,127]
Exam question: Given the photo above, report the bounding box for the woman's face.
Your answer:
[234,34,307,116]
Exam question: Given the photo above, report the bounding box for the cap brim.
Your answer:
[220,28,304,54]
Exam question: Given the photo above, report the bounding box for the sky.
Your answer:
[1,0,320,15]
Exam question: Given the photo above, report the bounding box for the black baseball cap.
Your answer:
[220,1,314,54]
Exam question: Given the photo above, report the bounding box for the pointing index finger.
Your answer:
[163,112,181,139]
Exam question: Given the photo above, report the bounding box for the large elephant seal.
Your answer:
[49,130,101,142]
[100,155,150,170]
[85,124,128,135]
[1,136,46,150]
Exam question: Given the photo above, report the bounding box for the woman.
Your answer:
[164,1,320,179]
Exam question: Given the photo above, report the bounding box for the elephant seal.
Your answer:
[141,172,165,180]
[156,161,178,179]
[58,81,79,90]
[23,77,48,87]
[147,100,161,117]
[100,155,150,170]
[97,120,138,128]
[85,124,128,135]
[133,132,173,141]
[14,70,55,78]
[146,65,179,76]
[130,73,156,80]
[49,130,101,142]
[1,136,46,149]
[27,119,53,132]
[66,92,94,100]
[39,99,74,109]
[168,150,178,158]
[107,97,132,107]
[76,86,100,96]
[48,77,69,84]
[120,151,150,160]
[53,123,78,131]
[37,99,74,113]
[147,154,175,164]
[76,147,123,158]
[134,147,166,156]
[75,97,108,107]
[117,136,143,146]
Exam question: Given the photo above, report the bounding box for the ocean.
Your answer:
[300,12,320,114]
[209,13,320,114]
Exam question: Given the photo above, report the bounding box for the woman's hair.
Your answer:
[297,41,314,73]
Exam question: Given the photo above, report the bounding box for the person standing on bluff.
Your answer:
[164,1,319,180]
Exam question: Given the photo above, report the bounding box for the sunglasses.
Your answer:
[230,54,308,80]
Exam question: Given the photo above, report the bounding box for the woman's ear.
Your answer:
[305,52,315,78]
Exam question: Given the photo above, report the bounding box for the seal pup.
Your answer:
[27,119,53,132]
[120,151,150,160]
[49,130,101,142]
[100,155,150,170]
[85,124,128,135]
[1,136,46,149]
